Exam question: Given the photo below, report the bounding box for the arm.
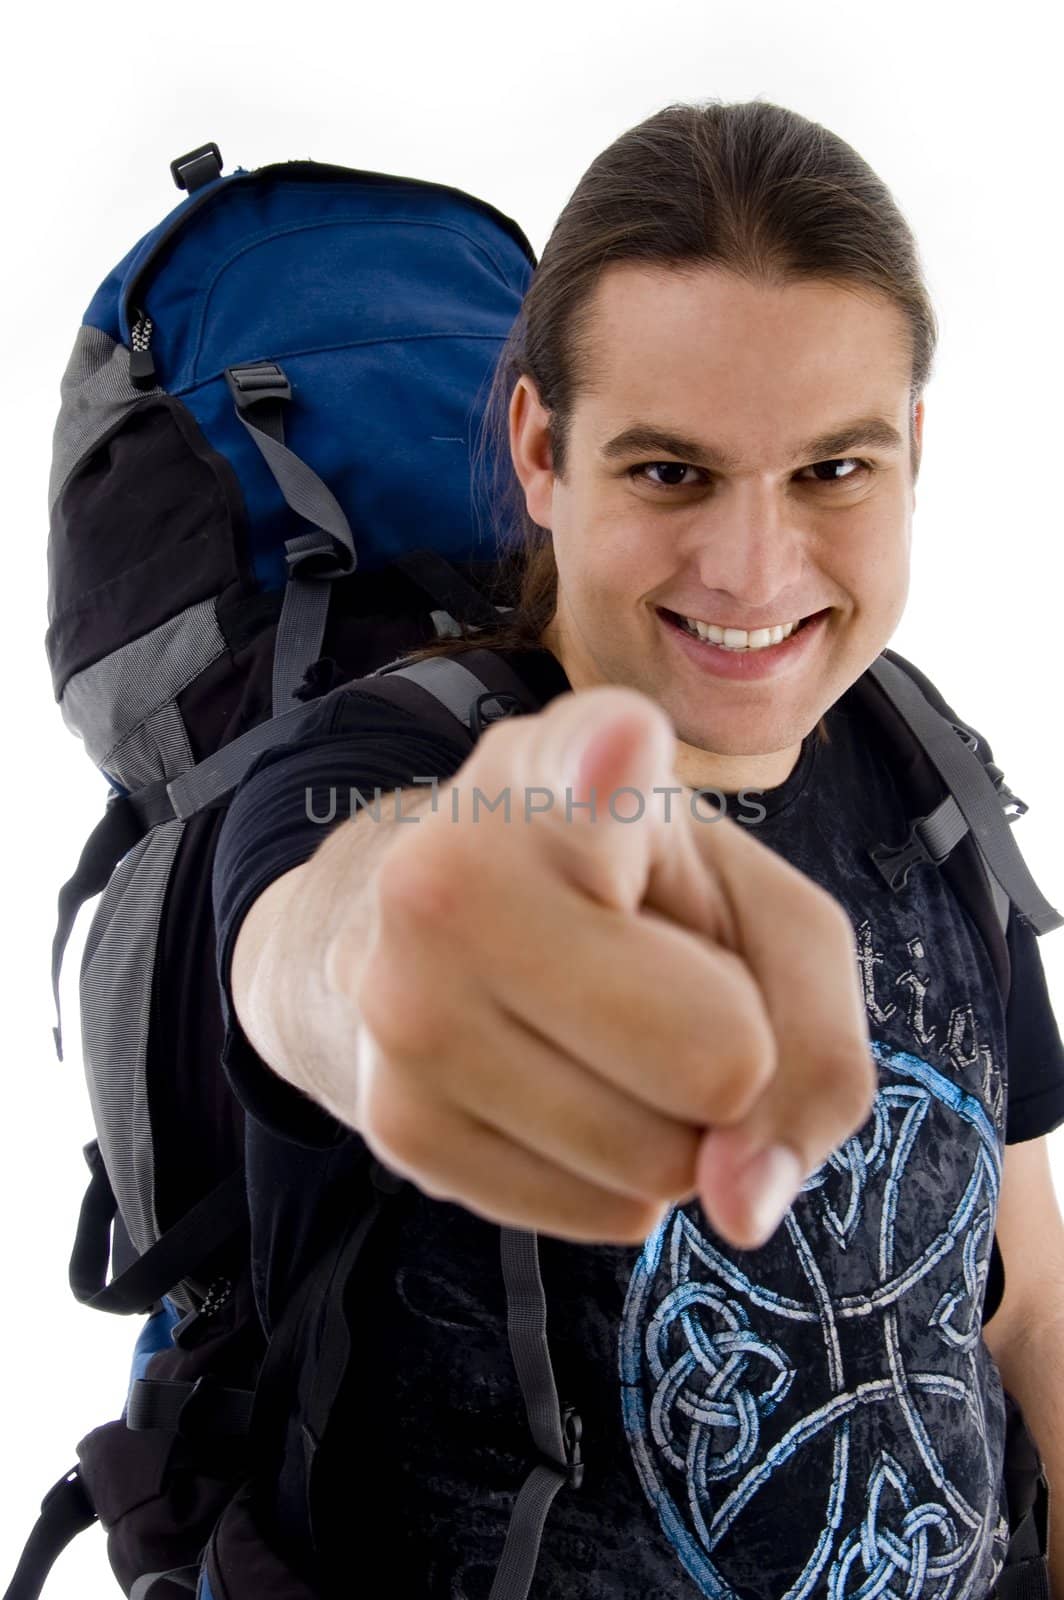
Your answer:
[983,1134,1064,1598]
[230,782,440,1131]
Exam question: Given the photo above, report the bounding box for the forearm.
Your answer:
[988,1312,1064,1599]
[230,783,439,1126]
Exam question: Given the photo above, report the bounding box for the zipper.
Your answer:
[199,1275,233,1319]
[129,306,156,388]
[121,171,249,388]
[172,1273,234,1349]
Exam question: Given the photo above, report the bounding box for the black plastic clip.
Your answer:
[470,691,523,738]
[560,1404,584,1489]
[869,818,946,892]
[170,142,223,192]
[225,361,292,410]
[986,765,1029,823]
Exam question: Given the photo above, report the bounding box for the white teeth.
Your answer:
[679,614,802,650]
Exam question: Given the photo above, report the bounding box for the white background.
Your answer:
[2,2,1061,1594]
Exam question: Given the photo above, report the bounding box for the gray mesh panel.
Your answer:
[107,701,193,790]
[49,324,164,512]
[80,818,198,1313]
[60,600,225,783]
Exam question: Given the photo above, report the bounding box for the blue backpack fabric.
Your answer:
[10,141,1060,1600]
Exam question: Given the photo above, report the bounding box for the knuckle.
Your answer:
[608,1124,697,1204]
[846,1054,879,1124]
[358,955,447,1062]
[643,1142,700,1205]
[605,1197,671,1245]
[361,1083,434,1171]
[708,1055,770,1124]
[692,1008,775,1125]
[374,841,465,932]
[807,883,858,950]
[545,1187,665,1245]
[808,1049,878,1135]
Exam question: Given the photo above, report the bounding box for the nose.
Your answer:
[684,483,807,613]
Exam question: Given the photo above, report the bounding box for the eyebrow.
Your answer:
[599,416,906,472]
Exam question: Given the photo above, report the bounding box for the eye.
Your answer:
[628,461,708,490]
[627,457,874,492]
[796,458,872,486]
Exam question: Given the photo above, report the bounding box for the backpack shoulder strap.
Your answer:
[361,646,546,746]
[862,650,1062,940]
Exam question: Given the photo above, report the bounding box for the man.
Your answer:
[214,102,1064,1599]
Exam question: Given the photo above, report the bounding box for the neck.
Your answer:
[671,737,804,795]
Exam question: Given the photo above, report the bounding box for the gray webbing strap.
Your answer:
[162,697,322,821]
[487,1465,570,1600]
[129,1563,199,1599]
[867,657,1063,935]
[231,391,355,558]
[269,559,334,717]
[227,362,358,715]
[134,648,519,829]
[914,793,1013,937]
[488,1229,575,1600]
[379,655,514,733]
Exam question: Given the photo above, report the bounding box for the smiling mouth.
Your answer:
[656,605,831,647]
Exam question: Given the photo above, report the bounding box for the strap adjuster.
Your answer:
[471,691,523,738]
[225,362,292,410]
[284,530,353,582]
[869,817,950,892]
[560,1405,584,1489]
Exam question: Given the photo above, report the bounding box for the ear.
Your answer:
[911,396,925,506]
[509,374,555,530]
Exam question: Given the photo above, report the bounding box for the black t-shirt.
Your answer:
[211,647,1064,1600]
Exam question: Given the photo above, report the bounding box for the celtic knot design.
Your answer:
[799,1094,896,1248]
[619,1039,1007,1600]
[928,1207,992,1353]
[829,1452,963,1600]
[645,1280,794,1480]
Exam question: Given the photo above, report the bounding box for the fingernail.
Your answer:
[739,1144,803,1245]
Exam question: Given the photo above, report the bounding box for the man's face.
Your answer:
[510,263,923,789]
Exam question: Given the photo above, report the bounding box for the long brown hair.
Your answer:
[403,97,936,680]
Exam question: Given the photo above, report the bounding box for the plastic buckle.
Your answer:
[470,691,523,738]
[170,142,223,192]
[869,822,937,892]
[987,766,1029,822]
[225,362,292,410]
[561,1405,584,1489]
[283,532,352,583]
[175,1375,217,1441]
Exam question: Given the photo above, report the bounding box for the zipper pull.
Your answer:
[171,1275,234,1349]
[129,307,157,388]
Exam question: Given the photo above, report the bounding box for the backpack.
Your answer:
[8,141,1061,1600]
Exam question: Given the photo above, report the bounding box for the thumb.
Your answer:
[536,685,678,914]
